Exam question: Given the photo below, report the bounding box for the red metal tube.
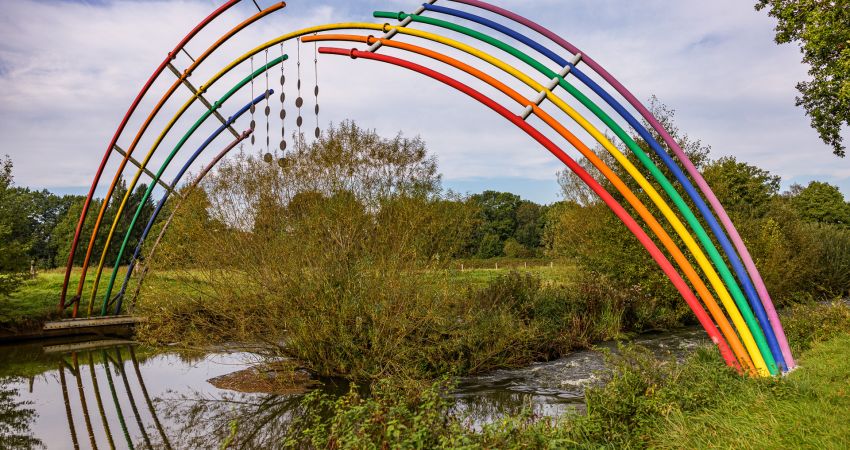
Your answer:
[320,46,739,370]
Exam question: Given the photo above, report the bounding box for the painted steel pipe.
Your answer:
[59,0,242,316]
[366,14,776,373]
[304,33,755,373]
[71,2,287,317]
[84,24,394,315]
[112,105,257,315]
[413,5,767,366]
[375,8,782,373]
[320,45,740,369]
[445,0,794,369]
[128,127,250,311]
[97,59,284,314]
[423,3,789,371]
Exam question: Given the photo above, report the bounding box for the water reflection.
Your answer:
[0,380,42,449]
[0,340,300,449]
[0,328,709,449]
[54,345,169,450]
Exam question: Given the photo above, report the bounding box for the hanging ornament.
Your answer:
[264,49,271,151]
[250,55,256,146]
[314,35,320,139]
[279,43,287,152]
[296,37,303,135]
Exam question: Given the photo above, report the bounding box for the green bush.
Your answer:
[284,378,465,449]
[781,301,850,352]
[502,237,529,258]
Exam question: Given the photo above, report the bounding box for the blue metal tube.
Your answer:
[422,2,787,370]
[112,91,269,314]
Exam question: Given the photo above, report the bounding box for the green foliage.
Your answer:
[465,191,548,258]
[278,326,850,449]
[545,201,689,330]
[0,156,29,297]
[140,124,554,380]
[780,301,850,352]
[756,0,850,157]
[475,233,502,258]
[285,378,464,449]
[733,200,850,303]
[790,181,850,225]
[0,381,43,449]
[701,156,781,218]
[502,237,528,258]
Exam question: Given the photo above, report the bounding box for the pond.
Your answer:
[0,329,708,449]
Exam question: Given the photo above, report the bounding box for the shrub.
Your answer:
[502,237,528,258]
[781,301,850,353]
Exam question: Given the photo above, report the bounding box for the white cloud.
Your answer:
[0,0,846,204]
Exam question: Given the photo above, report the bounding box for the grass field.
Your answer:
[0,259,577,330]
[0,267,128,328]
[650,333,850,448]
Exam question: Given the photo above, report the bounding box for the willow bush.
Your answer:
[137,122,586,381]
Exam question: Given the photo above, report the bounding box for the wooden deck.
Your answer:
[0,316,144,343]
[43,315,144,331]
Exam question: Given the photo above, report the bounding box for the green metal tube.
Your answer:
[101,351,134,450]
[375,10,778,374]
[100,55,287,314]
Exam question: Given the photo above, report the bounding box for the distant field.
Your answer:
[0,259,578,328]
[0,267,128,327]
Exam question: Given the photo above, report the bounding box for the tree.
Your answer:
[701,156,781,217]
[756,0,850,157]
[476,233,502,258]
[0,156,29,296]
[0,383,42,449]
[514,200,546,251]
[503,237,530,258]
[790,181,850,225]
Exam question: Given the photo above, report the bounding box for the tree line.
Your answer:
[0,155,155,295]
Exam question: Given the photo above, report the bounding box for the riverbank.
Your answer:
[286,302,850,448]
[0,260,572,334]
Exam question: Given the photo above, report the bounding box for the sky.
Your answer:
[0,0,847,205]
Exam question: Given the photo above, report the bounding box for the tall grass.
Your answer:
[279,302,850,448]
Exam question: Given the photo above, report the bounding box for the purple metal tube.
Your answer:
[447,0,794,367]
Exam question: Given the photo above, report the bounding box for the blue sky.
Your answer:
[0,0,847,204]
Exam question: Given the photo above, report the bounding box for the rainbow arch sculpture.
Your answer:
[57,0,794,377]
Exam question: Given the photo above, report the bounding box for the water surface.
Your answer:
[0,329,707,449]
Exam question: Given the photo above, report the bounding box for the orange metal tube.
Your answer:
[304,33,754,374]
[73,2,286,315]
[59,0,244,316]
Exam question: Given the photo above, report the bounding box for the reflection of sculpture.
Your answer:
[57,345,172,450]
[54,343,315,449]
[0,381,43,449]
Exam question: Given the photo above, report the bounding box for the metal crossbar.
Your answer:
[521,53,583,119]
[112,144,181,197]
[166,63,241,138]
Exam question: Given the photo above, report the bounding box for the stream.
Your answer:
[0,328,708,449]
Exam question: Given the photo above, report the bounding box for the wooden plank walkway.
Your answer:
[43,315,144,331]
